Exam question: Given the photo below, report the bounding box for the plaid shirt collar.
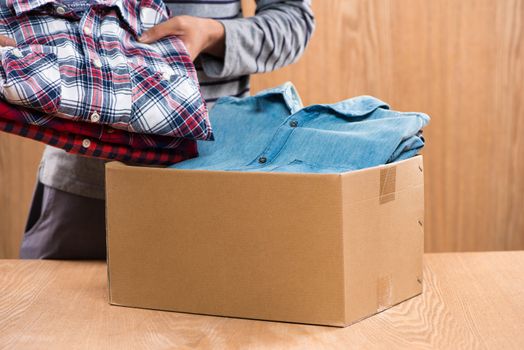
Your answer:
[11,0,142,37]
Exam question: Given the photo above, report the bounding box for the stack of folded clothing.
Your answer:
[0,0,213,165]
[171,82,430,173]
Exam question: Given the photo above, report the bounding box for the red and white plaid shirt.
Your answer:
[0,100,198,165]
[0,0,212,140]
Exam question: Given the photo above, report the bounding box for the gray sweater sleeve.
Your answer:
[200,0,315,78]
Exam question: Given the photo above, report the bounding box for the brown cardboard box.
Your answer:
[105,155,424,327]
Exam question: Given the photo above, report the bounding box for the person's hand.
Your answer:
[139,15,225,61]
[0,35,16,47]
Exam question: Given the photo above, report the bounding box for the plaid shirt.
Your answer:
[0,100,193,149]
[0,100,197,164]
[0,0,212,140]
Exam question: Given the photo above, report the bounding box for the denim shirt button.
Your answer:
[258,156,267,164]
[289,120,298,128]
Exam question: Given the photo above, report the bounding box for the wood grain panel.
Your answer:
[0,1,522,257]
[1,253,523,348]
[245,0,524,251]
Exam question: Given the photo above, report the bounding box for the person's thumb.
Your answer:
[0,35,16,47]
[139,19,179,44]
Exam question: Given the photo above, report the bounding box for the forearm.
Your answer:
[200,0,315,78]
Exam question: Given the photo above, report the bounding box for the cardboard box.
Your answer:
[105,155,424,327]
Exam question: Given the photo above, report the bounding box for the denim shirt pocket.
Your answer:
[0,46,61,114]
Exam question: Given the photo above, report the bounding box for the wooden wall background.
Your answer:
[0,0,523,258]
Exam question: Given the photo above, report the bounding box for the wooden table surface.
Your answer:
[1,252,523,350]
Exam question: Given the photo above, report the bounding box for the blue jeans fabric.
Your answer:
[170,82,430,173]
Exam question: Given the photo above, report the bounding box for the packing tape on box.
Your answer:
[379,166,397,204]
[377,275,393,312]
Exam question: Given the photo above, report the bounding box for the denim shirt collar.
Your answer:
[256,82,390,118]
[255,82,304,114]
[305,95,390,117]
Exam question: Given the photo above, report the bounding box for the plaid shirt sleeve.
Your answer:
[0,0,213,141]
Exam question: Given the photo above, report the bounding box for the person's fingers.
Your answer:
[0,35,16,47]
[139,17,184,44]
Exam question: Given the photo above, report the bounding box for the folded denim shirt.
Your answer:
[170,82,430,173]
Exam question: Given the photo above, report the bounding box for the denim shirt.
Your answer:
[170,82,430,173]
